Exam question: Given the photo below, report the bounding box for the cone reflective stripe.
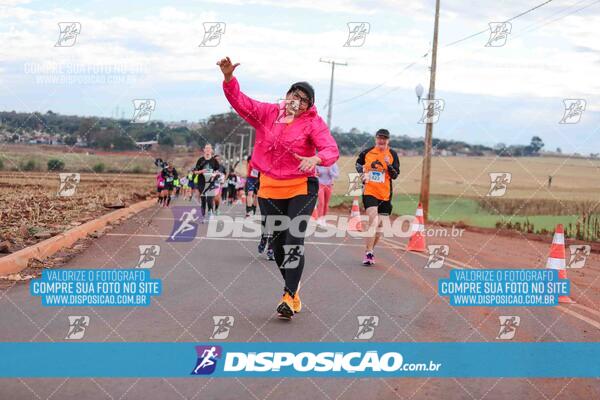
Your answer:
[407,202,426,252]
[348,196,362,231]
[350,198,360,217]
[546,226,565,269]
[545,224,575,304]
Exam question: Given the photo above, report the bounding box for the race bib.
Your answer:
[369,170,385,183]
[166,176,173,182]
[250,169,259,178]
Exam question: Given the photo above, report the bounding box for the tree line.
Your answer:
[0,110,544,156]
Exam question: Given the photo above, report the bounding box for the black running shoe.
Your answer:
[258,236,267,254]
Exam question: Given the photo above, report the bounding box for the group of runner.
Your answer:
[155,159,178,208]
[155,144,254,221]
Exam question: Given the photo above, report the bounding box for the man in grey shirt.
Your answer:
[316,162,339,226]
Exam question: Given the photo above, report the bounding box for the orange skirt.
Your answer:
[258,175,308,199]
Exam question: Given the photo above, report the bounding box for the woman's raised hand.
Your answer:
[216,57,240,82]
[294,154,321,172]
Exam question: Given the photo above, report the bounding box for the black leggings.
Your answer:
[258,178,318,296]
[201,195,214,216]
[227,185,236,203]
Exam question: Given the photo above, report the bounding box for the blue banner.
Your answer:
[438,269,569,306]
[29,269,162,306]
[0,343,598,378]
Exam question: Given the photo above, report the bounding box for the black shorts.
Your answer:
[362,195,392,215]
[245,177,259,193]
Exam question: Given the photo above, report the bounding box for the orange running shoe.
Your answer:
[292,291,301,313]
[277,292,294,319]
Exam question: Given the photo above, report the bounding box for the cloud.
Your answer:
[0,0,30,6]
[1,1,596,100]
[0,0,598,152]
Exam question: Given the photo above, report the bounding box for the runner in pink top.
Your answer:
[221,59,338,179]
[156,172,165,205]
[217,56,339,320]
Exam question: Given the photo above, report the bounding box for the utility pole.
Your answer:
[238,133,248,164]
[224,142,232,167]
[419,0,440,223]
[246,126,254,156]
[319,58,347,128]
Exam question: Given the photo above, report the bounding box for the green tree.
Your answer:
[47,159,65,171]
[92,163,105,173]
[64,135,77,146]
[21,159,37,171]
[158,134,174,147]
[530,136,544,153]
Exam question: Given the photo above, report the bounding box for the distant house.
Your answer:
[29,133,59,144]
[135,140,158,151]
[48,135,62,145]
[167,120,201,130]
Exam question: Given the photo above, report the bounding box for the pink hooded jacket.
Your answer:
[156,172,165,188]
[223,77,339,180]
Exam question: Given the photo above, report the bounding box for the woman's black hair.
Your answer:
[154,158,168,169]
[288,82,315,107]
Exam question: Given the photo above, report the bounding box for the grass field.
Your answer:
[2,146,599,240]
[4,148,599,200]
[330,155,600,240]
[0,144,203,174]
[334,155,600,201]
[330,194,582,234]
[0,171,154,253]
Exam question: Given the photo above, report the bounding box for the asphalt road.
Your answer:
[1,198,599,399]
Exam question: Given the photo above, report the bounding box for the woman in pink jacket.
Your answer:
[218,57,339,319]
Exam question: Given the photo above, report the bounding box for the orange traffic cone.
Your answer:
[407,202,426,252]
[348,197,362,231]
[546,224,575,304]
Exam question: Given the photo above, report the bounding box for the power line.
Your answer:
[444,0,553,47]
[433,0,555,47]
[506,0,555,22]
[383,0,598,100]
[334,0,557,105]
[516,0,600,36]
[333,56,427,106]
[442,28,489,48]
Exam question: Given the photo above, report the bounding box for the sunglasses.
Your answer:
[290,90,310,106]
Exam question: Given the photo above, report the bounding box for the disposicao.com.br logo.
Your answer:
[191,346,442,376]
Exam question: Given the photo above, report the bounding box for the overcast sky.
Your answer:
[0,0,599,153]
